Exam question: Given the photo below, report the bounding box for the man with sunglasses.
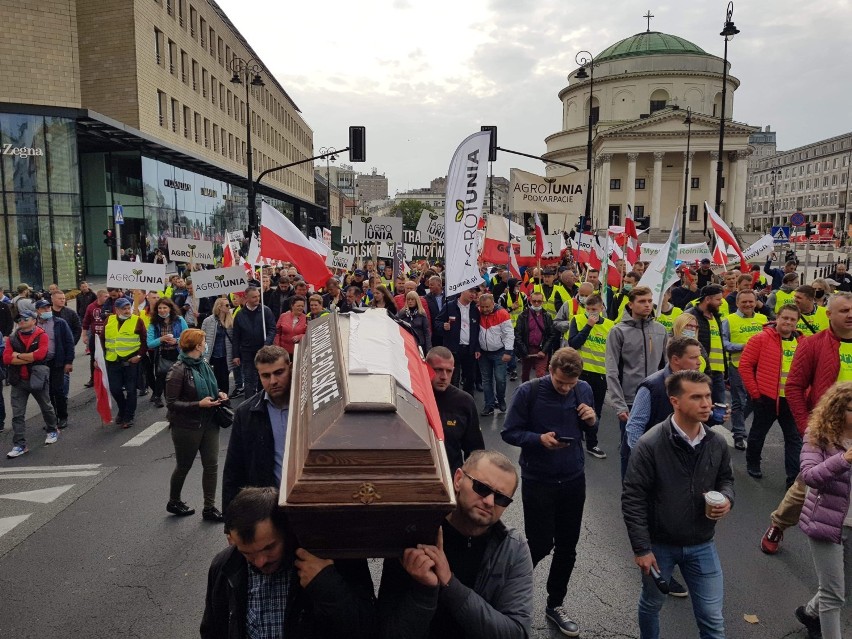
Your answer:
[379,449,533,638]
[501,347,598,637]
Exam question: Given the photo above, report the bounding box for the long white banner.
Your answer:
[168,237,216,265]
[192,267,249,296]
[445,131,491,295]
[640,242,713,263]
[510,168,589,215]
[106,260,167,289]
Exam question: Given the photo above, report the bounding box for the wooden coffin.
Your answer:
[280,311,455,558]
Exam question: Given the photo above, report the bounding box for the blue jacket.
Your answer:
[434,300,480,354]
[501,375,595,482]
[40,317,75,367]
[764,257,785,290]
[232,304,276,354]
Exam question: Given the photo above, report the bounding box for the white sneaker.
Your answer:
[45,431,59,445]
[7,445,29,458]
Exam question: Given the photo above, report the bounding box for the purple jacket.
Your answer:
[799,441,852,544]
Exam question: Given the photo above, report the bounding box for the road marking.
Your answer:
[0,472,100,479]
[0,485,75,504]
[121,421,169,447]
[0,464,102,472]
[0,514,32,538]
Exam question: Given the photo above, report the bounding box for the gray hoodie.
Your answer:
[605,315,669,415]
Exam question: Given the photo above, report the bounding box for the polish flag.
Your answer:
[712,235,729,266]
[347,310,443,439]
[260,201,331,289]
[222,241,236,267]
[705,202,747,270]
[480,215,521,278]
[93,339,114,424]
[624,204,640,266]
[533,211,545,260]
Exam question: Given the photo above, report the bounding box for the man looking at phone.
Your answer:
[502,348,597,637]
[622,370,734,639]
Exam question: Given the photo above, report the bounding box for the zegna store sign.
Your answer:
[162,179,218,198]
[2,145,44,157]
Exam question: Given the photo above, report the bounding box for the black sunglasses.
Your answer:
[462,470,513,507]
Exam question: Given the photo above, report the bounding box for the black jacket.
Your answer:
[232,304,276,354]
[434,300,480,354]
[622,417,735,555]
[222,391,279,514]
[52,306,82,344]
[685,306,728,376]
[424,293,445,346]
[513,309,557,359]
[433,384,483,473]
[75,290,96,317]
[200,546,376,639]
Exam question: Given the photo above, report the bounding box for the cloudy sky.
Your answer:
[217,0,852,195]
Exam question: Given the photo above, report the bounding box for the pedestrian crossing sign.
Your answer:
[771,226,789,244]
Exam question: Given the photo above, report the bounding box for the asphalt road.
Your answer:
[0,364,839,638]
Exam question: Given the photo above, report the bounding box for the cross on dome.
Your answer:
[643,10,655,32]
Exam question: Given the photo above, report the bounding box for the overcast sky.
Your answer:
[217,0,852,196]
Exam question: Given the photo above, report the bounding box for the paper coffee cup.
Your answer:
[704,491,726,518]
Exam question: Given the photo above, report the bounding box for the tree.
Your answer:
[391,199,435,230]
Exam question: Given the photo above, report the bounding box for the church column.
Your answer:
[599,153,612,225]
[706,151,718,218]
[732,150,750,229]
[682,151,695,233]
[626,153,638,215]
[651,151,664,229]
[725,151,739,226]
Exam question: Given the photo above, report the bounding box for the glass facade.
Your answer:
[0,113,83,290]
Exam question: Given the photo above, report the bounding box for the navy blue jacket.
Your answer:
[501,376,595,482]
[764,257,785,290]
[634,365,673,436]
[434,300,480,354]
[40,317,75,367]
[232,304,276,354]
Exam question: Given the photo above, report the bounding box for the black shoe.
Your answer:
[138,389,148,397]
[83,379,94,388]
[508,371,518,381]
[497,402,507,413]
[481,407,495,416]
[202,507,224,522]
[795,605,822,636]
[747,467,763,479]
[734,438,746,451]
[152,396,164,408]
[231,386,244,398]
[667,576,689,598]
[545,606,580,637]
[587,446,607,459]
[57,418,68,430]
[167,500,195,517]
[121,421,133,430]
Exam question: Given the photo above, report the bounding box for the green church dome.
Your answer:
[596,32,710,63]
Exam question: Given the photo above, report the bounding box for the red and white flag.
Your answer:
[480,215,521,278]
[260,201,332,289]
[533,211,545,261]
[93,339,114,424]
[705,201,747,269]
[624,204,640,266]
[222,241,236,267]
[712,235,729,266]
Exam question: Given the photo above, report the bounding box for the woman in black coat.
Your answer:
[396,291,431,353]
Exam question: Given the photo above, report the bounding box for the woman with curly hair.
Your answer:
[147,298,188,408]
[798,382,852,639]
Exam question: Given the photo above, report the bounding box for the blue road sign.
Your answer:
[113,204,124,224]
[771,226,790,244]
[791,212,805,227]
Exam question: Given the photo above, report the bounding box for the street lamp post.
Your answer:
[770,169,781,231]
[575,51,596,231]
[318,146,338,229]
[714,1,740,226]
[230,56,265,235]
[681,107,693,241]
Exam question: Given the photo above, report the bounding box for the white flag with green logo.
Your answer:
[639,219,680,310]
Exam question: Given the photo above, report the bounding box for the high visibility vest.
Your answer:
[688,297,730,317]
[779,337,798,397]
[838,341,852,382]
[104,315,141,361]
[504,290,525,327]
[726,312,767,367]
[707,317,725,373]
[797,305,829,336]
[534,284,569,319]
[381,277,395,293]
[138,309,153,329]
[774,289,795,313]
[573,313,614,374]
[656,306,683,334]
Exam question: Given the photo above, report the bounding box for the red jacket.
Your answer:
[787,328,843,435]
[274,311,307,355]
[739,324,802,403]
[3,326,49,380]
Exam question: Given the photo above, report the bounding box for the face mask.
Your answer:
[682,329,697,339]
[158,310,170,318]
[578,295,588,306]
[118,312,132,321]
[530,304,543,312]
[203,342,209,355]
[815,289,825,299]
[39,312,52,321]
[623,284,634,292]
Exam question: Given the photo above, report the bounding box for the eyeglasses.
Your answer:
[462,470,513,507]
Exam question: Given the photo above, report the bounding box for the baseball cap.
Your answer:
[354,269,366,277]
[542,268,556,276]
[114,298,131,309]
[34,300,51,309]
[701,258,711,265]
[697,284,724,300]
[16,310,37,321]
[17,283,30,294]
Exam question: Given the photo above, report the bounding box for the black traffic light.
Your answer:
[349,126,366,162]
[805,222,814,238]
[481,125,497,162]
[103,229,115,247]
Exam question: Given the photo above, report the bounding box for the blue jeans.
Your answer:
[727,366,750,439]
[709,371,726,407]
[478,350,507,409]
[506,352,517,374]
[638,541,725,639]
[106,362,139,423]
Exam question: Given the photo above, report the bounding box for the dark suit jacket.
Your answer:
[435,300,480,354]
[424,292,444,346]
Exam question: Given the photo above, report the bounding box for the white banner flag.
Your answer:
[639,222,681,308]
[192,267,249,296]
[326,250,355,270]
[445,131,491,295]
[520,232,563,258]
[377,240,397,259]
[350,214,403,244]
[510,168,589,215]
[106,260,167,289]
[739,234,775,261]
[415,209,445,242]
[167,237,216,265]
[641,242,714,263]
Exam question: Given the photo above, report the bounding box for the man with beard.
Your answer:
[685,285,729,411]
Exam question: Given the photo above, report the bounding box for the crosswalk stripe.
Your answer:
[0,464,102,473]
[121,421,170,447]
[0,514,32,538]
[0,485,75,504]
[0,471,100,479]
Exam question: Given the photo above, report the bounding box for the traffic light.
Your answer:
[481,125,498,162]
[805,222,814,238]
[103,229,115,247]
[348,126,366,162]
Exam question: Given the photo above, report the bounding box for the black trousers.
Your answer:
[48,365,68,421]
[747,396,802,483]
[451,344,477,395]
[522,475,586,608]
[580,371,606,449]
[210,356,230,395]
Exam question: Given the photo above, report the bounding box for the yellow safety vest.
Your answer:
[573,313,614,375]
[838,341,852,382]
[779,337,798,397]
[688,298,730,317]
[774,289,795,313]
[708,317,725,372]
[656,306,683,334]
[104,315,141,361]
[504,290,525,327]
[725,312,767,367]
[797,305,829,336]
[534,284,569,319]
[138,309,153,329]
